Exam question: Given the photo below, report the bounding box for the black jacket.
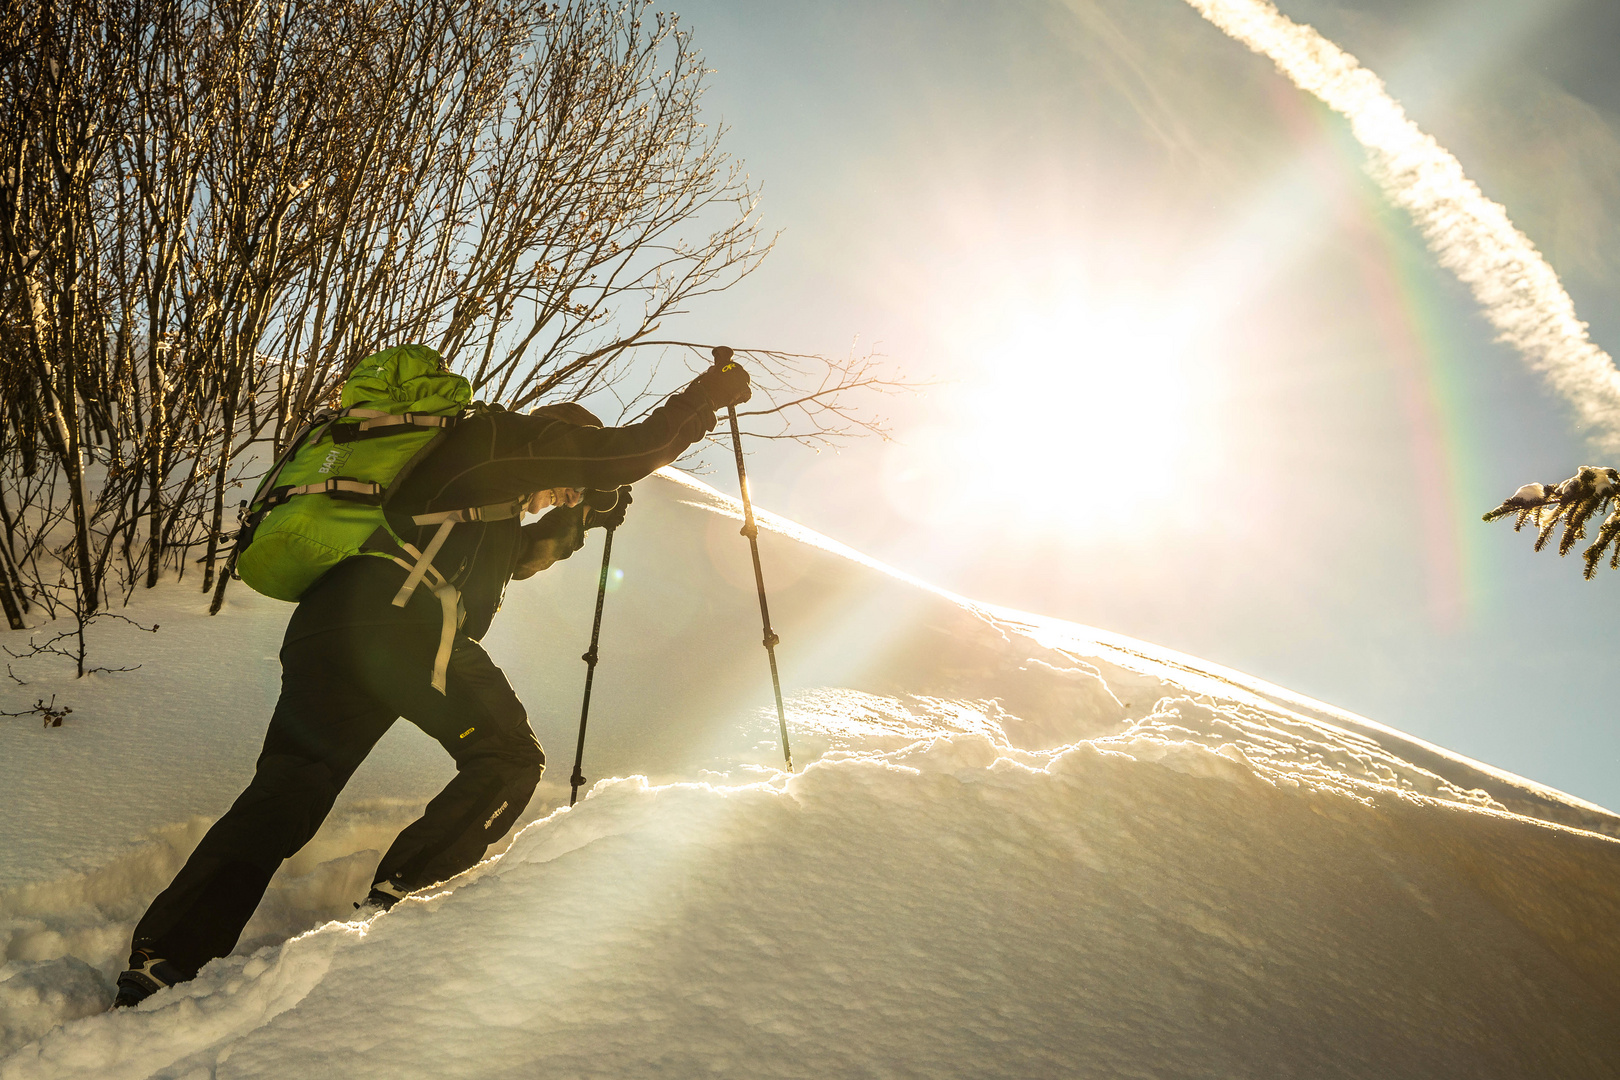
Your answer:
[291,382,720,642]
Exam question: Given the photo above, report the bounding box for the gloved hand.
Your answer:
[582,486,632,531]
[512,521,585,580]
[692,351,751,409]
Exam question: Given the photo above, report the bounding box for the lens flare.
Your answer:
[1185,0,1620,452]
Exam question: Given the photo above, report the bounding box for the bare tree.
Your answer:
[0,0,904,652]
[0,0,126,615]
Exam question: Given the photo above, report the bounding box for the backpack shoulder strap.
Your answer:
[385,498,525,609]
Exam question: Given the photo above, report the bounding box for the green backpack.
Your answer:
[236,344,494,605]
[236,344,529,693]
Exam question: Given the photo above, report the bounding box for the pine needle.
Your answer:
[1487,467,1620,579]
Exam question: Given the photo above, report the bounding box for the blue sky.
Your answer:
[652,0,1620,809]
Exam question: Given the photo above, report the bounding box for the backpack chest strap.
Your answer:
[387,500,523,607]
[408,500,525,527]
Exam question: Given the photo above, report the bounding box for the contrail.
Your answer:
[1184,0,1620,453]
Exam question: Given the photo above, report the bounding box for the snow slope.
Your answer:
[3,471,1619,1078]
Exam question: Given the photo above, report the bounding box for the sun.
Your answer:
[893,291,1213,535]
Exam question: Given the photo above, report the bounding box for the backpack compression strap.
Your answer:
[332,408,459,443]
[346,408,458,431]
[254,477,385,517]
[245,409,453,521]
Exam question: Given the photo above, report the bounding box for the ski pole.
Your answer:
[569,525,615,805]
[714,345,793,772]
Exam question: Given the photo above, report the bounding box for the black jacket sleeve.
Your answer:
[399,383,718,515]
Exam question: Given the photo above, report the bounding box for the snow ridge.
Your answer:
[4,474,1620,1077]
[9,721,1620,1078]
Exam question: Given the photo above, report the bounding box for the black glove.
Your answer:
[692,354,751,409]
[512,517,586,580]
[582,486,632,531]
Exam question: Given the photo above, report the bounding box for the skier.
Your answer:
[113,355,753,1008]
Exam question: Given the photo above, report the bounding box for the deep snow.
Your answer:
[2,470,1619,1078]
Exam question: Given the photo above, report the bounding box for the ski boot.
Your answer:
[353,876,410,918]
[113,949,187,1009]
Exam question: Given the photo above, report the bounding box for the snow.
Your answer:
[4,470,1620,1077]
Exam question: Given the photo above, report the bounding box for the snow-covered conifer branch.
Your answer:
[1484,466,1620,578]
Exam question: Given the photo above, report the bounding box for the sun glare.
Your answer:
[889,292,1212,534]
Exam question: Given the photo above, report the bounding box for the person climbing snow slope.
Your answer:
[114,345,752,1008]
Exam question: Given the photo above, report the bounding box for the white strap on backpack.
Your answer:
[387,501,525,609]
[389,519,457,609]
[385,550,461,694]
[346,407,457,433]
[385,498,525,694]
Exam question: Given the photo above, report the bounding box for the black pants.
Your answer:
[130,616,544,978]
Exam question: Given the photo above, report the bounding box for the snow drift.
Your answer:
[3,471,1619,1078]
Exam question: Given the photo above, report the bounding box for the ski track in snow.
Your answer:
[4,473,1620,1078]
